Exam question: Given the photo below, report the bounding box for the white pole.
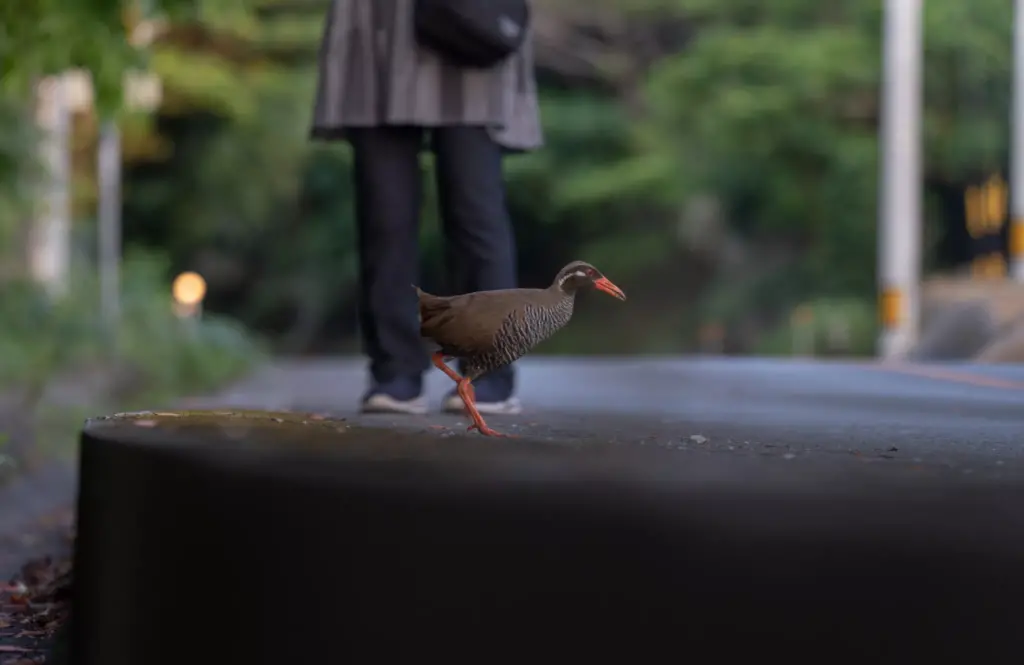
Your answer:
[1011,0,1024,280]
[97,121,122,334]
[877,0,924,359]
[28,74,72,298]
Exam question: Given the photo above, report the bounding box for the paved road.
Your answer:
[195,356,1024,479]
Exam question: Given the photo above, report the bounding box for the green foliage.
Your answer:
[0,249,265,475]
[109,0,1016,356]
[504,91,658,276]
[553,0,1011,336]
[923,0,1012,178]
[0,0,202,114]
[754,297,879,358]
[0,96,40,253]
[604,10,883,311]
[110,250,267,397]
[0,249,263,395]
[1,0,128,106]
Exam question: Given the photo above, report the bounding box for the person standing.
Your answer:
[311,0,543,415]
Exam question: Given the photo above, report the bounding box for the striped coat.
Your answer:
[311,0,544,152]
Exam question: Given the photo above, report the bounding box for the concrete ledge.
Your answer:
[72,410,1024,664]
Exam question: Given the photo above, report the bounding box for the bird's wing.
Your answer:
[419,289,535,357]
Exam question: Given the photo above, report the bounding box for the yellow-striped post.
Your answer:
[877,0,924,359]
[1011,220,1024,278]
[1013,0,1024,280]
[965,176,1008,280]
[879,288,904,330]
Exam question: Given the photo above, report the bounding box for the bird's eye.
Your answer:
[586,268,597,277]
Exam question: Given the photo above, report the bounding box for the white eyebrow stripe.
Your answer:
[558,269,590,287]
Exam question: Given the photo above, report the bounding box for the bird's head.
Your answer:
[552,261,627,300]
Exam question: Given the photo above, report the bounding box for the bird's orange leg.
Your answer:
[457,378,511,437]
[431,353,513,438]
[431,352,463,383]
[431,353,478,419]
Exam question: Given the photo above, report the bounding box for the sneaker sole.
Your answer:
[441,395,522,415]
[361,394,428,415]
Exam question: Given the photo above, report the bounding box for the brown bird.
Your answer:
[416,260,627,437]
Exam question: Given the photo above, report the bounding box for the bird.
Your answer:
[415,260,627,437]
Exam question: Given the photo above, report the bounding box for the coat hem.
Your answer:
[309,123,543,154]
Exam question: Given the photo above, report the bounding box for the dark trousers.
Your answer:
[349,125,518,396]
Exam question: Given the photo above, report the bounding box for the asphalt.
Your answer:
[196,356,1024,480]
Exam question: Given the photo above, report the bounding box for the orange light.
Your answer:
[172,271,207,306]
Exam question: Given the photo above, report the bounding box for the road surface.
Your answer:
[196,356,1024,479]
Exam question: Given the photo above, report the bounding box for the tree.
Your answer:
[54,0,1016,354]
[527,0,1013,347]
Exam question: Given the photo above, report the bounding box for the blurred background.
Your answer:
[2,0,1023,474]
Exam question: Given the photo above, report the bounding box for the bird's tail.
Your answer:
[412,284,452,331]
[411,280,436,299]
[412,284,445,304]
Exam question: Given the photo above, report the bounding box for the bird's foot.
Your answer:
[467,423,515,438]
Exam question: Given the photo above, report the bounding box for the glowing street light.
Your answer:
[172,271,207,318]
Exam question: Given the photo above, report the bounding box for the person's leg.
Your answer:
[432,126,521,414]
[349,126,429,414]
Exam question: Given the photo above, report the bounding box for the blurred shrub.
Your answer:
[0,250,263,396]
[0,95,39,259]
[754,297,879,358]
[0,249,265,472]
[110,250,267,398]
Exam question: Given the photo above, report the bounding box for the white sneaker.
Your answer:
[442,394,522,415]
[361,393,428,415]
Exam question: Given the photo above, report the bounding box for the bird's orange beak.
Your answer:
[593,277,627,301]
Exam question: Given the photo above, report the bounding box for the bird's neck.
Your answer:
[548,283,577,300]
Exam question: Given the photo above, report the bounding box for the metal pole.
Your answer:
[877,0,924,359]
[97,121,122,334]
[28,74,72,299]
[1011,0,1024,280]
